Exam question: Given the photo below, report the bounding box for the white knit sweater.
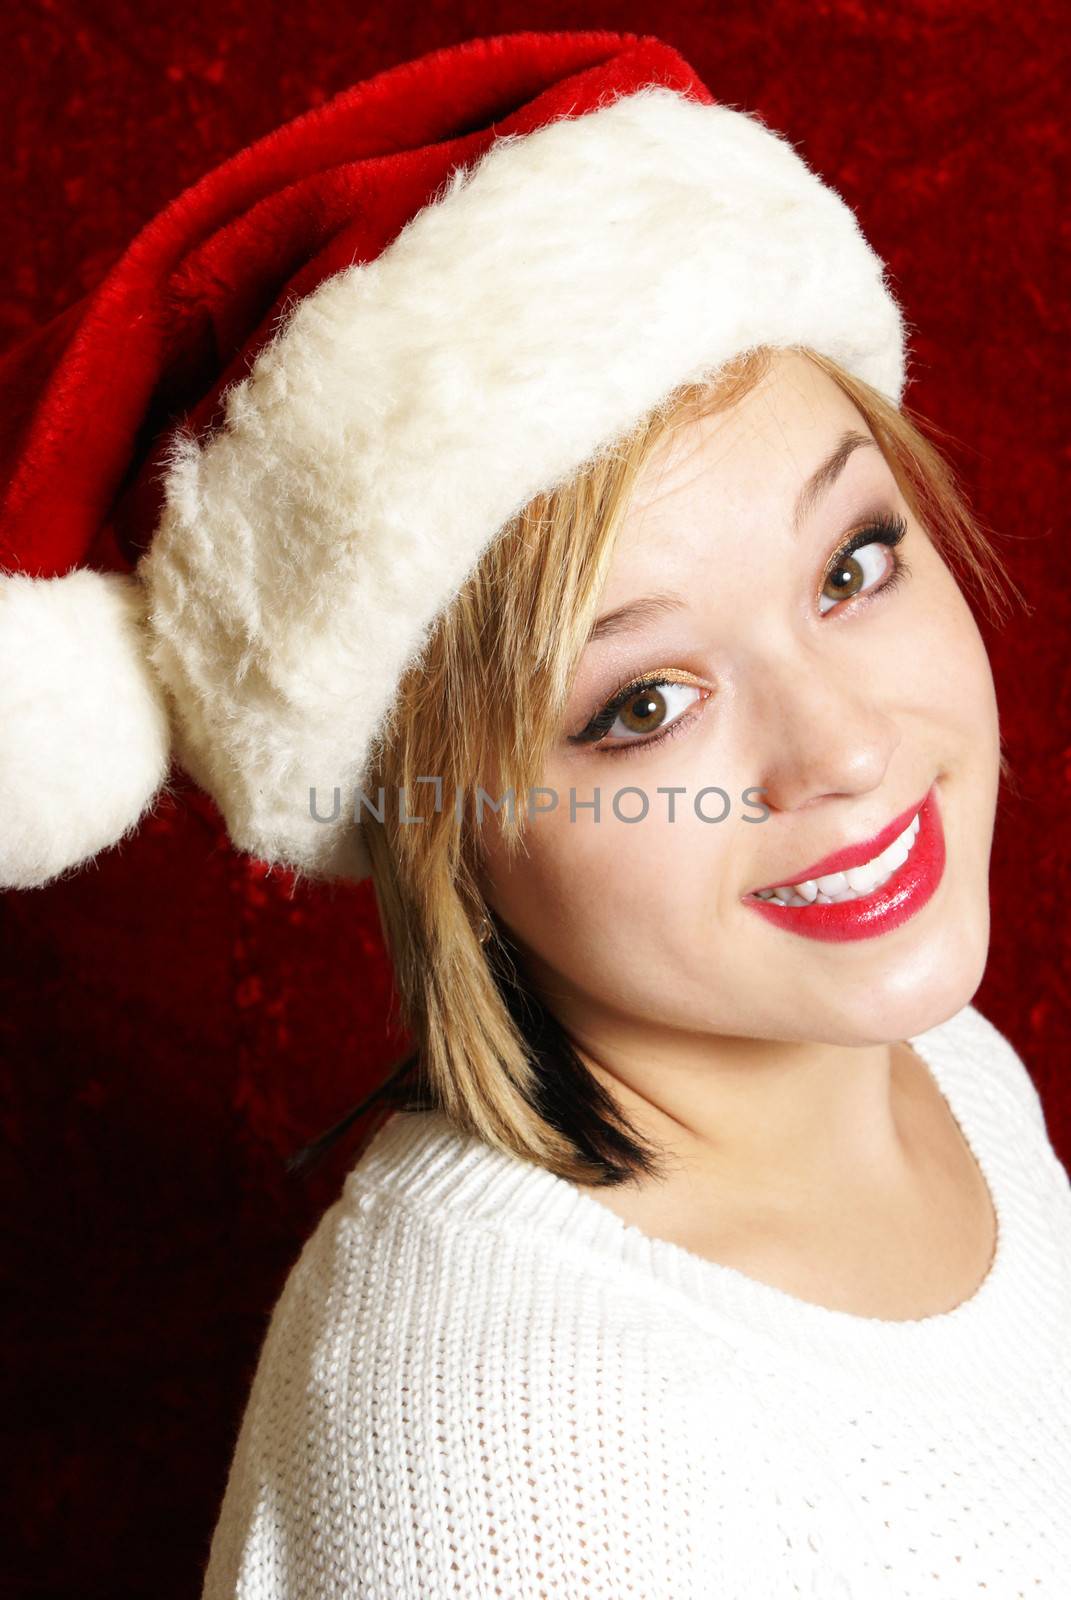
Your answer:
[200,1003,1071,1598]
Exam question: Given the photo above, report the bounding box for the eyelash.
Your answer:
[571,511,911,759]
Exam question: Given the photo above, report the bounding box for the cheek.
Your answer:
[479,782,707,986]
[888,554,1002,899]
[907,554,1001,755]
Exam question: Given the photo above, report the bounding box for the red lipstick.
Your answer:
[743,782,945,943]
[749,791,929,895]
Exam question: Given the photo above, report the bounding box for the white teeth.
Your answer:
[844,862,881,895]
[754,808,922,908]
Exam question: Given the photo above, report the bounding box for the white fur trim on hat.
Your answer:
[38,83,908,887]
[0,569,172,888]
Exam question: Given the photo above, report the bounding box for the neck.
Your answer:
[562,1011,916,1209]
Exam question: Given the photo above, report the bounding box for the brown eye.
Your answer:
[619,687,668,734]
[571,678,706,751]
[599,680,705,747]
[819,541,894,615]
[823,553,866,603]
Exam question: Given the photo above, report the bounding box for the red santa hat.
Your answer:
[0,29,907,891]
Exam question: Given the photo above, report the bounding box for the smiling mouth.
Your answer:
[749,805,923,908]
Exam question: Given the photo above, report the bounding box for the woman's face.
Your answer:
[478,350,1001,1051]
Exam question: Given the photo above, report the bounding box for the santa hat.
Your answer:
[0,29,906,891]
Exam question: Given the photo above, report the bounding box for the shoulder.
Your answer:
[201,1128,748,1597]
[202,1178,524,1597]
[911,1001,1048,1137]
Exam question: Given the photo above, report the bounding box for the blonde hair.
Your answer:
[344,344,1028,1189]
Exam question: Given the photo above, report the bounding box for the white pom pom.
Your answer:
[0,568,173,889]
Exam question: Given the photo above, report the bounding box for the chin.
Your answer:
[851,886,992,1044]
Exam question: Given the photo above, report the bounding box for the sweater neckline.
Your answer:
[351,1004,1067,1395]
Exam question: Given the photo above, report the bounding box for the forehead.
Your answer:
[624,352,874,533]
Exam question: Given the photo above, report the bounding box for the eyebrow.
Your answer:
[791,429,879,537]
[585,429,880,645]
[586,590,687,644]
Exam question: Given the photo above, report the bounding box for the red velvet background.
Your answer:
[2,5,1067,1596]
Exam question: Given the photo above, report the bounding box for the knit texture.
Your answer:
[200,1003,1071,1598]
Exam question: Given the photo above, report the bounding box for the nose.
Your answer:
[738,646,901,816]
